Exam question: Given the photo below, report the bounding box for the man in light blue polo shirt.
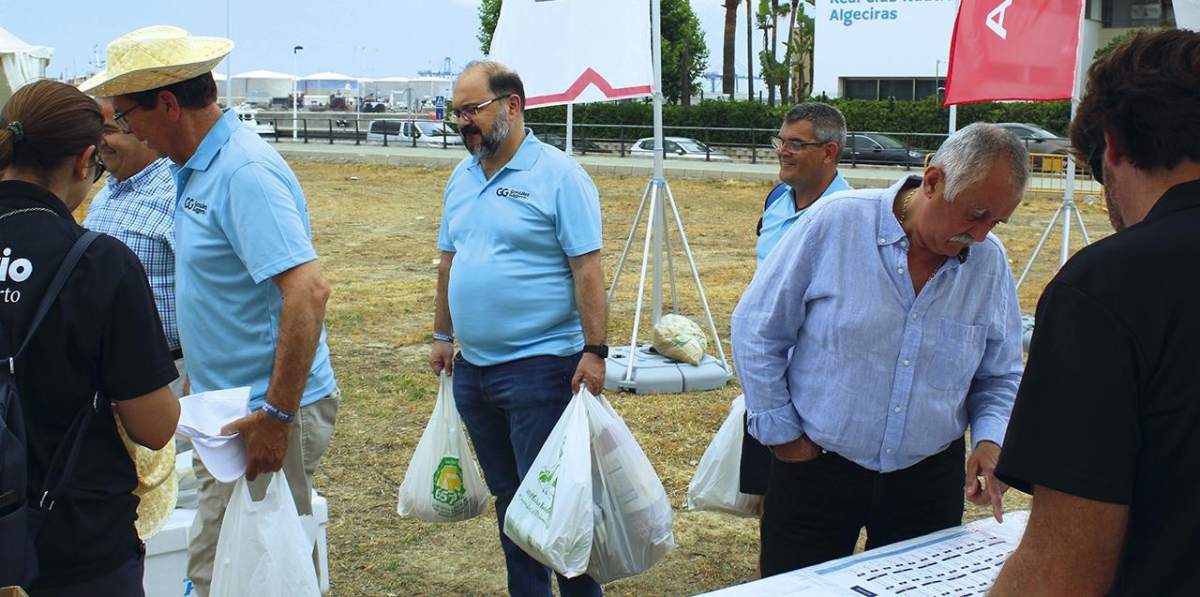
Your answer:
[84,26,338,597]
[756,103,853,265]
[741,103,854,499]
[429,61,607,597]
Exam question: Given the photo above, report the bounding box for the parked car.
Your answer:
[541,133,612,154]
[995,123,1071,155]
[366,119,463,147]
[628,137,733,161]
[841,132,931,167]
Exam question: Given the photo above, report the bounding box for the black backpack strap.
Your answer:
[36,393,101,511]
[756,183,792,237]
[8,230,103,514]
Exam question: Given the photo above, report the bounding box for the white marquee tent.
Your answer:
[0,26,52,108]
[232,69,293,104]
[300,71,358,103]
[407,76,451,101]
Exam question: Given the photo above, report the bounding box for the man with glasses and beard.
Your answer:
[428,60,607,597]
[991,29,1200,596]
[732,122,1028,576]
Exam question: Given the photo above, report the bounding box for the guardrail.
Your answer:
[253,117,1101,197]
[260,116,942,168]
[1026,153,1103,199]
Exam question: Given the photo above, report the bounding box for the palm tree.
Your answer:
[723,0,738,97]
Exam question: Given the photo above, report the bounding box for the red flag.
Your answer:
[944,0,1084,106]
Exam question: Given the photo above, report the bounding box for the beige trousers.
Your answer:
[187,392,339,596]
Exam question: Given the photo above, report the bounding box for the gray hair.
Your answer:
[784,103,847,151]
[929,122,1029,201]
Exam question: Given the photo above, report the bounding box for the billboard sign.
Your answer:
[812,0,960,98]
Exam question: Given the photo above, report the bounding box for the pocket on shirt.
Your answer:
[926,319,987,392]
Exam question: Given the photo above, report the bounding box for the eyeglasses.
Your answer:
[771,135,828,153]
[112,104,144,133]
[451,94,512,121]
[102,124,132,137]
[1087,145,1105,184]
[91,153,107,184]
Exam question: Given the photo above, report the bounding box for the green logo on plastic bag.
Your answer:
[432,456,467,517]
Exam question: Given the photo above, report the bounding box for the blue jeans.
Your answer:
[453,352,603,597]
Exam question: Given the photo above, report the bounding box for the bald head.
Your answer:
[458,60,526,113]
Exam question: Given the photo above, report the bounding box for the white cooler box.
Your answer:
[143,492,330,596]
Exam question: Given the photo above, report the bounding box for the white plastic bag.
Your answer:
[503,391,594,578]
[686,394,764,518]
[585,390,676,583]
[398,373,489,522]
[210,473,320,597]
[652,313,708,365]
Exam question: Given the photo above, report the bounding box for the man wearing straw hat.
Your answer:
[81,26,339,595]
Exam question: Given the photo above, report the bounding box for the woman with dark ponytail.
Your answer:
[0,80,180,595]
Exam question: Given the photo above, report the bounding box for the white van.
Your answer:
[366,119,463,147]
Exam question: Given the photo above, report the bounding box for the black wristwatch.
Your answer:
[582,344,609,358]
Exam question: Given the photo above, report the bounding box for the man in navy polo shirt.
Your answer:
[429,60,607,597]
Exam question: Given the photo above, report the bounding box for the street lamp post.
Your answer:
[292,45,304,141]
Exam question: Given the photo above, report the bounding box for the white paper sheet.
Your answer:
[695,512,1030,597]
[176,387,251,482]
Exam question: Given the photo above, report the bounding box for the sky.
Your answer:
[2,0,770,85]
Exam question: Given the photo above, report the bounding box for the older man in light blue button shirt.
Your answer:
[731,123,1028,576]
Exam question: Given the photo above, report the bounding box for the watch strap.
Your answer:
[582,344,609,358]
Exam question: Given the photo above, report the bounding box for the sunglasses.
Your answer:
[1087,145,1105,184]
[91,150,107,184]
[451,94,512,120]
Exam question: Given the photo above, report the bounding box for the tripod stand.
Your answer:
[1015,157,1093,290]
[603,175,732,393]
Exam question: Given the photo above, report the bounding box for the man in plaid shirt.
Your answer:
[84,97,186,396]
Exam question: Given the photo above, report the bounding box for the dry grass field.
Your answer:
[271,160,1110,596]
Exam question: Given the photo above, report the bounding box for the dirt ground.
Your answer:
[275,161,1112,596]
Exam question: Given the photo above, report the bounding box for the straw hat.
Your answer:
[79,26,234,96]
[115,412,178,540]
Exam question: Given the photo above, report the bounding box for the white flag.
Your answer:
[488,0,653,108]
[1176,0,1200,31]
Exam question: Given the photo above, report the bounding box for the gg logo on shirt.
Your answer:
[496,187,531,200]
[183,197,209,215]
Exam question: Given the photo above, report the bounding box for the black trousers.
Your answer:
[759,437,966,577]
[739,412,772,495]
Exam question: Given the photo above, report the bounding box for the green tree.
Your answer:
[478,0,502,55]
[1093,27,1167,61]
[785,0,815,101]
[661,0,710,104]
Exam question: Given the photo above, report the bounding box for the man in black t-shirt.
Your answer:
[990,29,1200,596]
